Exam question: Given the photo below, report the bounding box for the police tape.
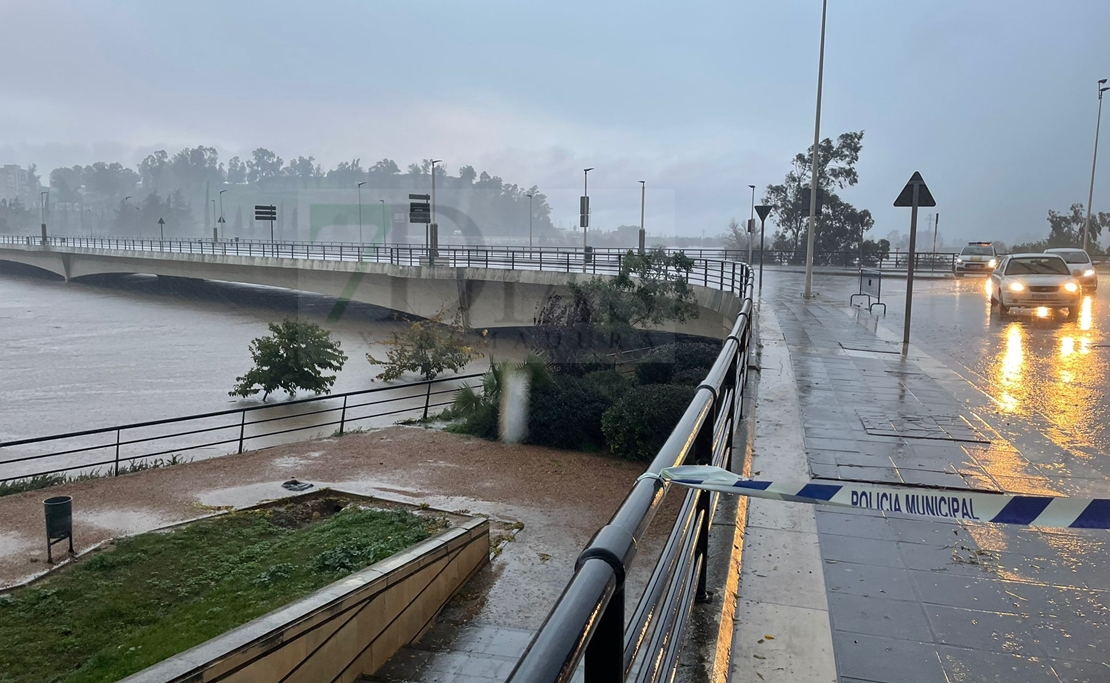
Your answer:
[648,465,1110,529]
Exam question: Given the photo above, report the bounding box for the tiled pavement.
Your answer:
[770,296,1110,682]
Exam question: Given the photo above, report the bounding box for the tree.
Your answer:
[230,319,348,401]
[367,311,482,381]
[722,218,746,250]
[1012,203,1110,253]
[247,148,283,185]
[534,249,699,366]
[764,131,866,255]
[227,156,247,185]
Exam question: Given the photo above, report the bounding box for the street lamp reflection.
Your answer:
[996,324,1023,412]
[1080,296,1093,331]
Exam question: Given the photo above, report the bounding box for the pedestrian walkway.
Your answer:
[739,283,1110,682]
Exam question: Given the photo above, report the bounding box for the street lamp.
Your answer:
[583,168,594,271]
[430,159,443,262]
[40,190,49,239]
[525,193,534,250]
[748,184,756,265]
[219,189,228,239]
[639,181,646,255]
[379,199,387,245]
[211,199,217,240]
[1083,78,1110,253]
[357,181,367,244]
[804,0,829,299]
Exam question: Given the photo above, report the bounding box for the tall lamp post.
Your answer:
[1083,78,1110,253]
[525,193,534,249]
[211,200,217,240]
[582,167,594,272]
[639,181,646,255]
[380,199,387,245]
[430,159,442,262]
[357,181,367,244]
[748,184,756,265]
[804,0,829,299]
[122,195,132,237]
[40,190,50,241]
[219,189,228,239]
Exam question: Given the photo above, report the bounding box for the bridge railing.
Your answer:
[507,264,754,683]
[0,373,480,486]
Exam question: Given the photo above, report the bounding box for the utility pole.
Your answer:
[526,192,534,250]
[1084,79,1110,253]
[582,168,594,272]
[748,184,756,265]
[804,0,829,299]
[430,159,442,264]
[219,189,228,239]
[357,181,367,244]
[380,199,387,245]
[639,181,646,255]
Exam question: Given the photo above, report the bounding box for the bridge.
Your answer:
[0,235,745,338]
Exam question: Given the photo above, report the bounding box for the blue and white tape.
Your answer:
[653,465,1110,529]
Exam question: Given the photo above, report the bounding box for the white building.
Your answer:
[0,165,31,204]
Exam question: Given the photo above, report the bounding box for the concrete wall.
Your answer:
[0,244,743,339]
[121,516,490,683]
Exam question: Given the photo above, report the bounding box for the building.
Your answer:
[0,165,31,204]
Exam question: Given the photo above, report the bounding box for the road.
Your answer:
[751,268,1110,683]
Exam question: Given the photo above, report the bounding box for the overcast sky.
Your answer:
[2,1,1109,243]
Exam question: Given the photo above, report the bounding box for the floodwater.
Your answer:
[0,264,524,479]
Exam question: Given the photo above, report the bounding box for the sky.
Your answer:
[2,0,1109,244]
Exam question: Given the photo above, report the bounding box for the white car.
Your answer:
[954,242,998,276]
[990,253,1083,320]
[1045,247,1098,292]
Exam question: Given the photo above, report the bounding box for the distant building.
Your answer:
[0,165,31,204]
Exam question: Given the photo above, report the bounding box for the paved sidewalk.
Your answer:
[761,285,1110,682]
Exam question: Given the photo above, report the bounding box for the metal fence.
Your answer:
[0,374,480,485]
[507,264,754,683]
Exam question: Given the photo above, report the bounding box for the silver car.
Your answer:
[990,253,1083,320]
[1044,247,1098,292]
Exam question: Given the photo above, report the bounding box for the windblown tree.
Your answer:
[764,131,883,260]
[230,319,348,401]
[367,311,481,381]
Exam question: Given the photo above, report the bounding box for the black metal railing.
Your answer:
[0,374,480,485]
[506,264,754,683]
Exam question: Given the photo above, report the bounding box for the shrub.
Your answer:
[230,318,348,400]
[581,369,634,403]
[669,367,708,387]
[527,375,610,451]
[634,342,720,385]
[602,384,696,462]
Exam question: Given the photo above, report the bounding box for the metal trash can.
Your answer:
[44,495,74,563]
[584,245,594,264]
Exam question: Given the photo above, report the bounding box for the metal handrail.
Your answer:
[506,264,754,683]
[0,373,481,485]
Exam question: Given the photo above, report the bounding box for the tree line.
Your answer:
[5,147,556,240]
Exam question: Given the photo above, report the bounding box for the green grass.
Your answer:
[0,504,440,683]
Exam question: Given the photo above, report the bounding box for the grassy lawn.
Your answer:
[0,500,442,683]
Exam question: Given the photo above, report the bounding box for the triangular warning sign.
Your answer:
[893,171,936,207]
[755,205,774,221]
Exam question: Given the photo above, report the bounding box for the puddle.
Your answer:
[81,508,176,535]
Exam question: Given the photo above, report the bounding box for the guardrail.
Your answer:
[507,264,754,683]
[0,373,480,486]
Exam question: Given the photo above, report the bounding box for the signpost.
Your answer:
[157,217,165,241]
[408,194,432,265]
[255,205,277,242]
[218,215,226,241]
[754,205,774,292]
[893,171,936,348]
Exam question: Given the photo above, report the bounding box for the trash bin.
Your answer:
[44,495,74,563]
[584,245,594,264]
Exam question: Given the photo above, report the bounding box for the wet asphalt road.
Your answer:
[759,268,1110,682]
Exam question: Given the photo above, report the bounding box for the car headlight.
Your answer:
[956,258,964,263]
[1009,282,1025,292]
[1084,268,1096,277]
[1064,281,1080,293]
[988,259,998,268]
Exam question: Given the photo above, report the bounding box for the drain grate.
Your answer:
[857,411,991,444]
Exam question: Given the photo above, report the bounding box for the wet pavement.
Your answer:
[758,270,1110,682]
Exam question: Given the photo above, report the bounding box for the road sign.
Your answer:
[254,205,277,221]
[157,218,165,226]
[409,202,431,224]
[893,170,936,349]
[408,193,431,201]
[217,216,225,224]
[580,196,589,228]
[894,171,936,207]
[800,187,825,213]
[755,205,773,222]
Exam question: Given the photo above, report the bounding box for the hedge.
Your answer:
[602,384,696,462]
